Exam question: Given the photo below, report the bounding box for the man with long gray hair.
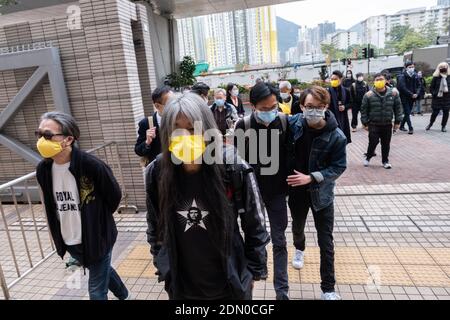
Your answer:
[35,111,129,300]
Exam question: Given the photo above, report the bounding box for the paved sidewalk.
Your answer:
[1,113,450,300]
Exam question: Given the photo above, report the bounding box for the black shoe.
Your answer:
[426,124,432,131]
[408,129,414,135]
[419,112,424,116]
[399,127,407,132]
[443,127,447,133]
[276,293,290,300]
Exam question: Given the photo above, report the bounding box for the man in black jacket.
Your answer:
[234,82,290,300]
[350,73,369,132]
[135,86,173,166]
[35,112,129,300]
[397,61,422,134]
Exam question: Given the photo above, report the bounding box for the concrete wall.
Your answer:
[0,0,160,209]
[197,55,405,88]
[145,9,178,85]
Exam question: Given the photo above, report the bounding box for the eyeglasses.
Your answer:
[35,130,65,140]
[304,106,326,112]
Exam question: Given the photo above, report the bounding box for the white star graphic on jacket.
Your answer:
[177,199,209,232]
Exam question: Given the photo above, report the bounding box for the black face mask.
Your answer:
[440,69,448,73]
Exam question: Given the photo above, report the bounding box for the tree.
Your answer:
[420,22,438,46]
[395,32,428,54]
[179,56,196,85]
[386,25,413,43]
[321,43,346,61]
[166,56,196,90]
[0,0,16,6]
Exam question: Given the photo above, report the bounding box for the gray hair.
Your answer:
[214,88,226,96]
[40,111,80,140]
[160,92,221,152]
[279,81,292,90]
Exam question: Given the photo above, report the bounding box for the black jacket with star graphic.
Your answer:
[145,149,270,300]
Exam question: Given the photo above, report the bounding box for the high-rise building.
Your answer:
[178,6,278,69]
[331,31,358,50]
[438,0,450,7]
[350,5,450,49]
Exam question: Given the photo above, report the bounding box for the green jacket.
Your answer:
[361,88,404,126]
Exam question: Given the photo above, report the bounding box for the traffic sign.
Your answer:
[437,36,450,45]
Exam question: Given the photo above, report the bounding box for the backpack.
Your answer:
[140,116,156,168]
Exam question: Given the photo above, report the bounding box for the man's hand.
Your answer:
[146,127,157,145]
[287,170,313,187]
[412,94,418,99]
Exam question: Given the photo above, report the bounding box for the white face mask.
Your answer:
[231,89,239,97]
[357,77,364,82]
[280,92,290,100]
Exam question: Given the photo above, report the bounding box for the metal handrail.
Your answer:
[0,141,135,300]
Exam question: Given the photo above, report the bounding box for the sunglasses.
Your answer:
[35,130,65,140]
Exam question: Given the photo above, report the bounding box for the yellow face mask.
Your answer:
[330,80,340,88]
[374,80,386,90]
[36,137,64,158]
[169,135,206,164]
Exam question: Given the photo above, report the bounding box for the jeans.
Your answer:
[400,100,413,130]
[351,104,361,129]
[67,245,129,300]
[262,193,289,299]
[366,124,393,164]
[429,108,449,128]
[413,99,422,114]
[288,189,336,293]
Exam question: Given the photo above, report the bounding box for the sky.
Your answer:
[275,0,436,30]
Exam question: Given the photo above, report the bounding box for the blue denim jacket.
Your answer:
[288,112,347,211]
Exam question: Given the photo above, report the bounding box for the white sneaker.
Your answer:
[383,163,392,169]
[363,159,370,167]
[321,292,342,300]
[292,249,304,269]
[124,293,133,300]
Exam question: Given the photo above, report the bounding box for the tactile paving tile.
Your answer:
[365,264,414,286]
[302,247,321,264]
[425,248,450,266]
[299,264,321,284]
[392,248,436,265]
[116,259,150,278]
[126,244,151,260]
[403,265,450,287]
[359,247,401,265]
[335,247,365,265]
[335,264,369,285]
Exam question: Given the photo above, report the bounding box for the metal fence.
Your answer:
[0,141,135,300]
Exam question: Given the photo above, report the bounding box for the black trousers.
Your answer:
[262,193,289,299]
[429,108,449,128]
[351,103,361,129]
[288,189,336,293]
[366,124,393,164]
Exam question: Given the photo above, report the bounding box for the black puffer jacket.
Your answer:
[145,148,270,300]
[361,88,404,126]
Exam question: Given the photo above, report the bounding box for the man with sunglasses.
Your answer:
[35,111,129,300]
[287,86,347,300]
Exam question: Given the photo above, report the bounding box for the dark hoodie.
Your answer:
[293,111,339,177]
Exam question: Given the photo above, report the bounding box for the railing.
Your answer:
[0,141,136,300]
